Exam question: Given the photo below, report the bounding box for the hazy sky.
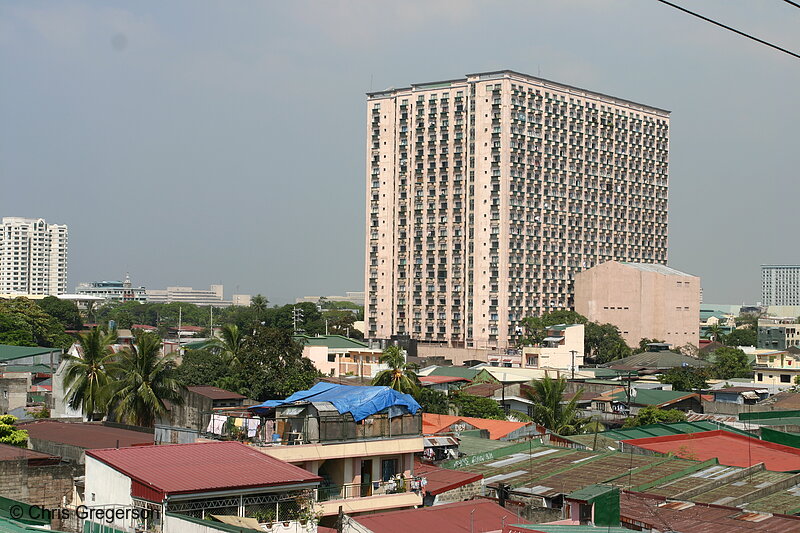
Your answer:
[2,1,798,304]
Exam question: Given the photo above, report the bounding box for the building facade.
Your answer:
[365,70,669,349]
[574,261,699,348]
[75,273,147,303]
[0,217,68,296]
[762,265,800,306]
[145,284,251,307]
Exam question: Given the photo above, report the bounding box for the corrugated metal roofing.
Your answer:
[0,345,60,363]
[622,430,800,471]
[17,420,153,449]
[292,335,368,350]
[418,375,471,385]
[351,499,527,533]
[414,461,483,495]
[423,413,531,440]
[86,441,321,498]
[187,385,246,400]
[620,262,694,277]
[0,443,57,463]
[610,388,697,406]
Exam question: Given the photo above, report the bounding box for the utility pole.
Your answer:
[569,350,578,380]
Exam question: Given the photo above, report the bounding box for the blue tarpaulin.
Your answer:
[248,382,421,422]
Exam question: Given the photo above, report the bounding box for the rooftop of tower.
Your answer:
[367,69,670,116]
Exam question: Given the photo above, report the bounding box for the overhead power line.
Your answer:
[781,0,800,10]
[654,0,800,60]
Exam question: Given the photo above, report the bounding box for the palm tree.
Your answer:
[523,374,588,435]
[251,294,268,313]
[106,331,185,427]
[207,324,245,366]
[706,323,725,343]
[371,345,420,394]
[62,327,118,421]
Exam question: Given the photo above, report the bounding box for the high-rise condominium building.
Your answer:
[0,217,68,296]
[364,71,669,349]
[761,265,800,306]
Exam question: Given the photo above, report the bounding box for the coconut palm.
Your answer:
[251,294,268,313]
[371,345,420,394]
[62,327,118,421]
[106,331,185,427]
[207,324,245,366]
[706,323,726,343]
[523,374,588,435]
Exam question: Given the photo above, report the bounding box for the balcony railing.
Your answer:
[315,477,422,502]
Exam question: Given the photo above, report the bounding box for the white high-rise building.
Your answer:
[0,217,68,296]
[762,265,800,306]
[365,70,669,349]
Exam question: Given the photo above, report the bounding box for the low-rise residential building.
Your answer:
[589,388,702,416]
[158,385,248,437]
[417,375,471,394]
[489,324,584,371]
[247,382,425,517]
[702,386,770,415]
[758,322,800,350]
[422,413,537,441]
[295,335,387,378]
[600,343,709,374]
[84,441,321,532]
[574,261,700,349]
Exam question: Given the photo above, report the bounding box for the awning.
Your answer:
[543,336,564,342]
[424,436,459,447]
[741,391,759,400]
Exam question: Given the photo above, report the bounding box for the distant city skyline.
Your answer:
[3,1,799,304]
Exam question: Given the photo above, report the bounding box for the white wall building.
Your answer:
[762,265,800,306]
[145,284,251,307]
[0,217,68,295]
[75,273,147,303]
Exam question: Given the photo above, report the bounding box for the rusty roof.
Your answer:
[423,413,530,440]
[18,420,153,449]
[0,443,60,465]
[187,385,246,400]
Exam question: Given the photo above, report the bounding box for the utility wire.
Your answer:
[781,0,800,10]
[654,0,800,60]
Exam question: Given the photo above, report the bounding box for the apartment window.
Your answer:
[327,354,336,363]
[381,459,398,481]
[781,374,791,383]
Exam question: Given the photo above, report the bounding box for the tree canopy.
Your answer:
[724,328,757,348]
[36,296,82,330]
[623,405,687,428]
[451,393,506,420]
[0,415,28,447]
[371,345,420,394]
[524,374,589,435]
[659,367,709,392]
[710,346,752,379]
[0,297,73,348]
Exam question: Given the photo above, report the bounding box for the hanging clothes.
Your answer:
[245,418,259,437]
[206,414,227,435]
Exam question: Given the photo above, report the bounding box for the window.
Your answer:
[327,354,336,363]
[781,374,791,383]
[381,458,398,481]
[757,373,763,381]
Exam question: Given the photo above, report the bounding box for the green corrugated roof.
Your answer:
[292,335,368,350]
[567,484,617,502]
[428,366,481,379]
[610,388,694,406]
[182,340,212,350]
[1,364,53,374]
[456,434,517,456]
[0,518,70,533]
[0,345,60,363]
[599,421,752,442]
[602,350,710,369]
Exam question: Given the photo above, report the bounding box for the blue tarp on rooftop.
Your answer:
[248,382,421,422]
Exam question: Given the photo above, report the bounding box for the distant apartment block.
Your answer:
[296,291,365,306]
[75,273,147,303]
[489,323,584,370]
[365,70,669,349]
[762,265,800,306]
[0,217,68,296]
[574,261,699,348]
[145,284,250,307]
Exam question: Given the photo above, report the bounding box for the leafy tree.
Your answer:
[206,324,245,366]
[735,313,759,329]
[585,322,631,364]
[413,387,450,415]
[724,328,757,348]
[659,367,709,392]
[523,374,588,435]
[520,311,587,346]
[0,415,28,447]
[451,393,506,420]
[230,327,320,401]
[0,297,73,348]
[711,346,752,379]
[62,327,118,420]
[623,405,686,428]
[175,349,233,386]
[36,296,83,330]
[106,331,185,427]
[372,345,420,394]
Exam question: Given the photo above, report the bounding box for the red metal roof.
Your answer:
[423,413,530,440]
[351,499,528,533]
[622,430,800,471]
[414,461,483,496]
[18,420,153,449]
[418,375,472,385]
[86,441,321,501]
[187,385,247,400]
[620,491,800,533]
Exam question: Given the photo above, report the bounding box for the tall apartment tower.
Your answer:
[761,265,800,306]
[0,217,68,296]
[364,71,669,349]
